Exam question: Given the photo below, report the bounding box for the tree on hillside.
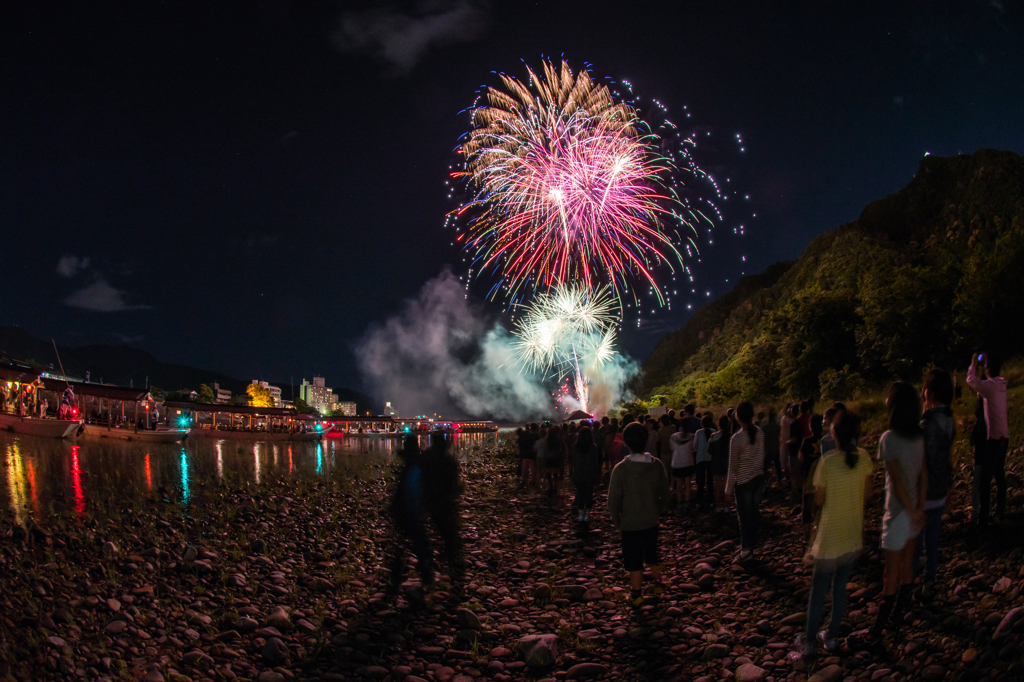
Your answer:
[246,383,274,408]
[293,397,319,415]
[196,384,215,404]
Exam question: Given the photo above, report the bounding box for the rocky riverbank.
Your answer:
[2,440,1023,682]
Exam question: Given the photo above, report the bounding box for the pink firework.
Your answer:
[454,60,685,304]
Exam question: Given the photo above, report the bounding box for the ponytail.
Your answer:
[832,409,862,469]
[736,401,757,445]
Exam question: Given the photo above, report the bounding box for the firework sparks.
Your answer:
[453,60,687,305]
[511,284,619,412]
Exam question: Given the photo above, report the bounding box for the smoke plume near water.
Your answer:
[356,270,637,421]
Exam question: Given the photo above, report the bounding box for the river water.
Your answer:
[1,431,500,526]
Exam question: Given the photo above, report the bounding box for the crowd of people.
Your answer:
[385,351,1009,660]
[504,351,1010,657]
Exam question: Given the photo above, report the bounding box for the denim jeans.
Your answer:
[805,555,855,640]
[914,506,944,584]
[575,480,595,510]
[734,475,765,550]
[695,461,712,504]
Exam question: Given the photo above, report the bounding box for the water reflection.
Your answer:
[0,431,500,522]
[6,443,27,526]
[180,450,190,504]
[71,445,85,515]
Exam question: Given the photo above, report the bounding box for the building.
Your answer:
[332,401,357,416]
[299,376,338,415]
[250,380,282,408]
[211,382,231,404]
[383,401,398,418]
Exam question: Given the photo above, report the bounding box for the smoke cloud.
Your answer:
[356,270,637,421]
[333,1,489,74]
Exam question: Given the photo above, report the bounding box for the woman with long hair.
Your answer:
[795,409,871,657]
[725,401,766,562]
[862,381,926,647]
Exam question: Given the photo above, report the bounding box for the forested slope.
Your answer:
[643,149,1024,404]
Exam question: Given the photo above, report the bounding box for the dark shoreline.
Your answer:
[1,439,1021,682]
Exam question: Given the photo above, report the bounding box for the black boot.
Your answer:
[869,595,897,641]
[889,584,913,639]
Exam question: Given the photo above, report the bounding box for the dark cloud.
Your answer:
[65,279,151,313]
[56,255,90,278]
[333,0,489,74]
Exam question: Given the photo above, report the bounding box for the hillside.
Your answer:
[0,326,376,413]
[643,149,1024,404]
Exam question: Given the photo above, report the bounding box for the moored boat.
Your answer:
[0,412,82,439]
[80,423,189,443]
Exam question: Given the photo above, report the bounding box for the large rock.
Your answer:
[808,664,843,682]
[519,634,558,668]
[735,663,767,682]
[556,584,587,601]
[994,607,1024,640]
[456,608,480,629]
[266,608,293,631]
[262,637,290,665]
[566,662,608,679]
[780,612,806,626]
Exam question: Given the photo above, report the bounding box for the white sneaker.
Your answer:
[816,630,837,652]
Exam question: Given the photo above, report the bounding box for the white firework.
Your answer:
[512,285,619,412]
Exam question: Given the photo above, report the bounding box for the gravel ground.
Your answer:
[2,440,1023,682]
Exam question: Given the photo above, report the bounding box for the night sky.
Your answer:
[2,2,1022,395]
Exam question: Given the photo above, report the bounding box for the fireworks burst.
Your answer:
[511,284,619,412]
[452,60,688,306]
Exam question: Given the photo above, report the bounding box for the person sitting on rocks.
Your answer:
[607,421,670,608]
[795,408,871,658]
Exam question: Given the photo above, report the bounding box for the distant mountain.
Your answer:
[0,326,378,414]
[643,149,1024,404]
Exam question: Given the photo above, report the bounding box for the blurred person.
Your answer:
[572,426,601,523]
[669,426,696,510]
[915,369,955,598]
[694,414,714,508]
[517,426,538,490]
[387,436,433,594]
[543,425,566,498]
[681,403,702,434]
[709,415,732,511]
[762,407,783,484]
[423,432,465,585]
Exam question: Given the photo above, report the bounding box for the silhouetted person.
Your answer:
[571,426,601,523]
[388,436,433,593]
[422,432,464,584]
